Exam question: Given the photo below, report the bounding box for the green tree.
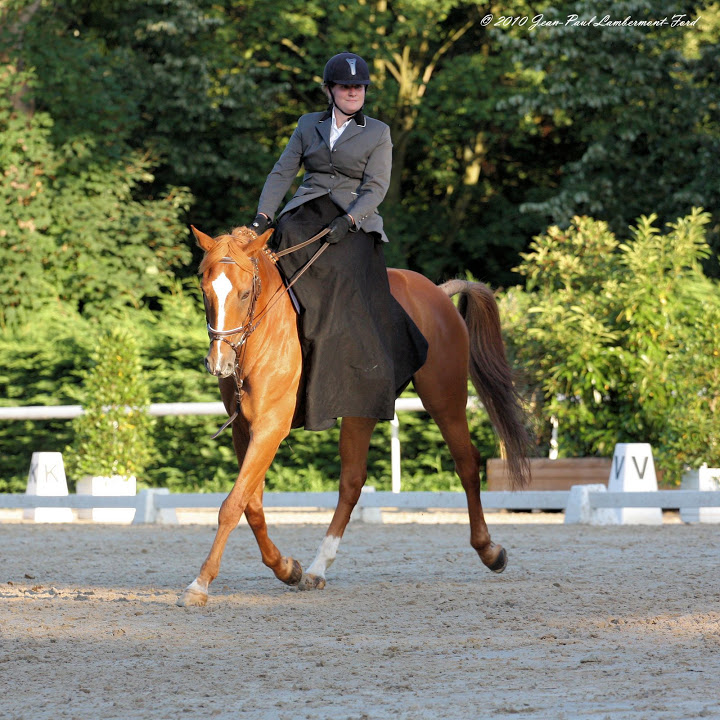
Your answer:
[0,303,89,492]
[501,0,720,274]
[0,6,193,325]
[50,0,271,237]
[3,0,718,495]
[215,0,557,282]
[0,287,227,493]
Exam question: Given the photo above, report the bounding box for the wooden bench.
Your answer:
[487,457,612,492]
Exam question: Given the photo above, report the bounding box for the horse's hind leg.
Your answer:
[298,416,377,591]
[244,485,303,586]
[414,373,508,573]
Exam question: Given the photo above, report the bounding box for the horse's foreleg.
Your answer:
[176,430,287,607]
[298,416,377,591]
[244,484,303,586]
[176,480,260,607]
[231,402,301,585]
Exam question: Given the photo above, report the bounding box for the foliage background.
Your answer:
[1,0,718,491]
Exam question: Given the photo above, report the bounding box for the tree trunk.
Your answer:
[378,14,478,208]
[1,0,43,117]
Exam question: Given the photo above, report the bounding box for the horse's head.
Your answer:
[193,225,273,377]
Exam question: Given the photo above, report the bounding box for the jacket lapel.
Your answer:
[316,110,332,149]
[333,120,364,149]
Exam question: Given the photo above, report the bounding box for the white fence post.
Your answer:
[680,465,720,523]
[132,488,178,525]
[564,485,617,525]
[390,413,401,493]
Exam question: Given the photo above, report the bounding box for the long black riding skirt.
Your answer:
[273,195,428,431]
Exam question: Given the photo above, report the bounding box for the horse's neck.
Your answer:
[243,254,303,401]
[260,252,285,296]
[253,255,295,325]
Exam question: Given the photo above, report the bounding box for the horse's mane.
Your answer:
[197,226,258,275]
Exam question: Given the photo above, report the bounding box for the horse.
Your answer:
[177,225,530,607]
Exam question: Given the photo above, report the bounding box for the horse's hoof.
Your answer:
[477,543,508,573]
[176,581,208,607]
[282,558,303,586]
[297,573,326,591]
[488,547,508,573]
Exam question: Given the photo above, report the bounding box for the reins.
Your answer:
[251,228,330,325]
[206,227,330,438]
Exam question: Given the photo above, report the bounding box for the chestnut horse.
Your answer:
[177,226,530,607]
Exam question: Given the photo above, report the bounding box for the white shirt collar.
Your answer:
[329,110,352,150]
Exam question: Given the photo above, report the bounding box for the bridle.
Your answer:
[203,228,330,438]
[206,256,262,353]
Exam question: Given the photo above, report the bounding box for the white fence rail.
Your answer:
[0,402,235,420]
[0,490,566,511]
[586,490,719,508]
[2,490,719,525]
[4,403,719,524]
[0,398,480,494]
[0,397,482,421]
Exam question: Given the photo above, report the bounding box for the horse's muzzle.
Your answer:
[204,348,235,378]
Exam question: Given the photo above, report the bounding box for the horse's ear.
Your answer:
[246,228,274,256]
[191,225,215,253]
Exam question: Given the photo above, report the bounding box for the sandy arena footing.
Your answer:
[0,516,717,719]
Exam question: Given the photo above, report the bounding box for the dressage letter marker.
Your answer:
[607,443,662,525]
[24,452,74,523]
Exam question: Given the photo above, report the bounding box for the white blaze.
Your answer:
[211,272,233,331]
[208,272,233,373]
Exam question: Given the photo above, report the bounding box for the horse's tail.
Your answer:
[441,279,531,490]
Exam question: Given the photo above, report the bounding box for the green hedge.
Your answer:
[0,284,499,494]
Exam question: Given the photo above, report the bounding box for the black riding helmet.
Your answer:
[323,52,370,118]
[322,52,371,86]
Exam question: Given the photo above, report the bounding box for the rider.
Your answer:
[248,51,428,431]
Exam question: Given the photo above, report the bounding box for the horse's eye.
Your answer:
[241,291,251,301]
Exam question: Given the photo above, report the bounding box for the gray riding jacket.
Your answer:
[257,110,392,243]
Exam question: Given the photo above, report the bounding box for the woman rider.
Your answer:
[247,51,428,431]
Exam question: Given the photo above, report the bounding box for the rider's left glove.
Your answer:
[325,215,351,244]
[248,213,270,236]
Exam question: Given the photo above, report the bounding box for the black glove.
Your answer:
[325,215,351,244]
[248,213,270,235]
